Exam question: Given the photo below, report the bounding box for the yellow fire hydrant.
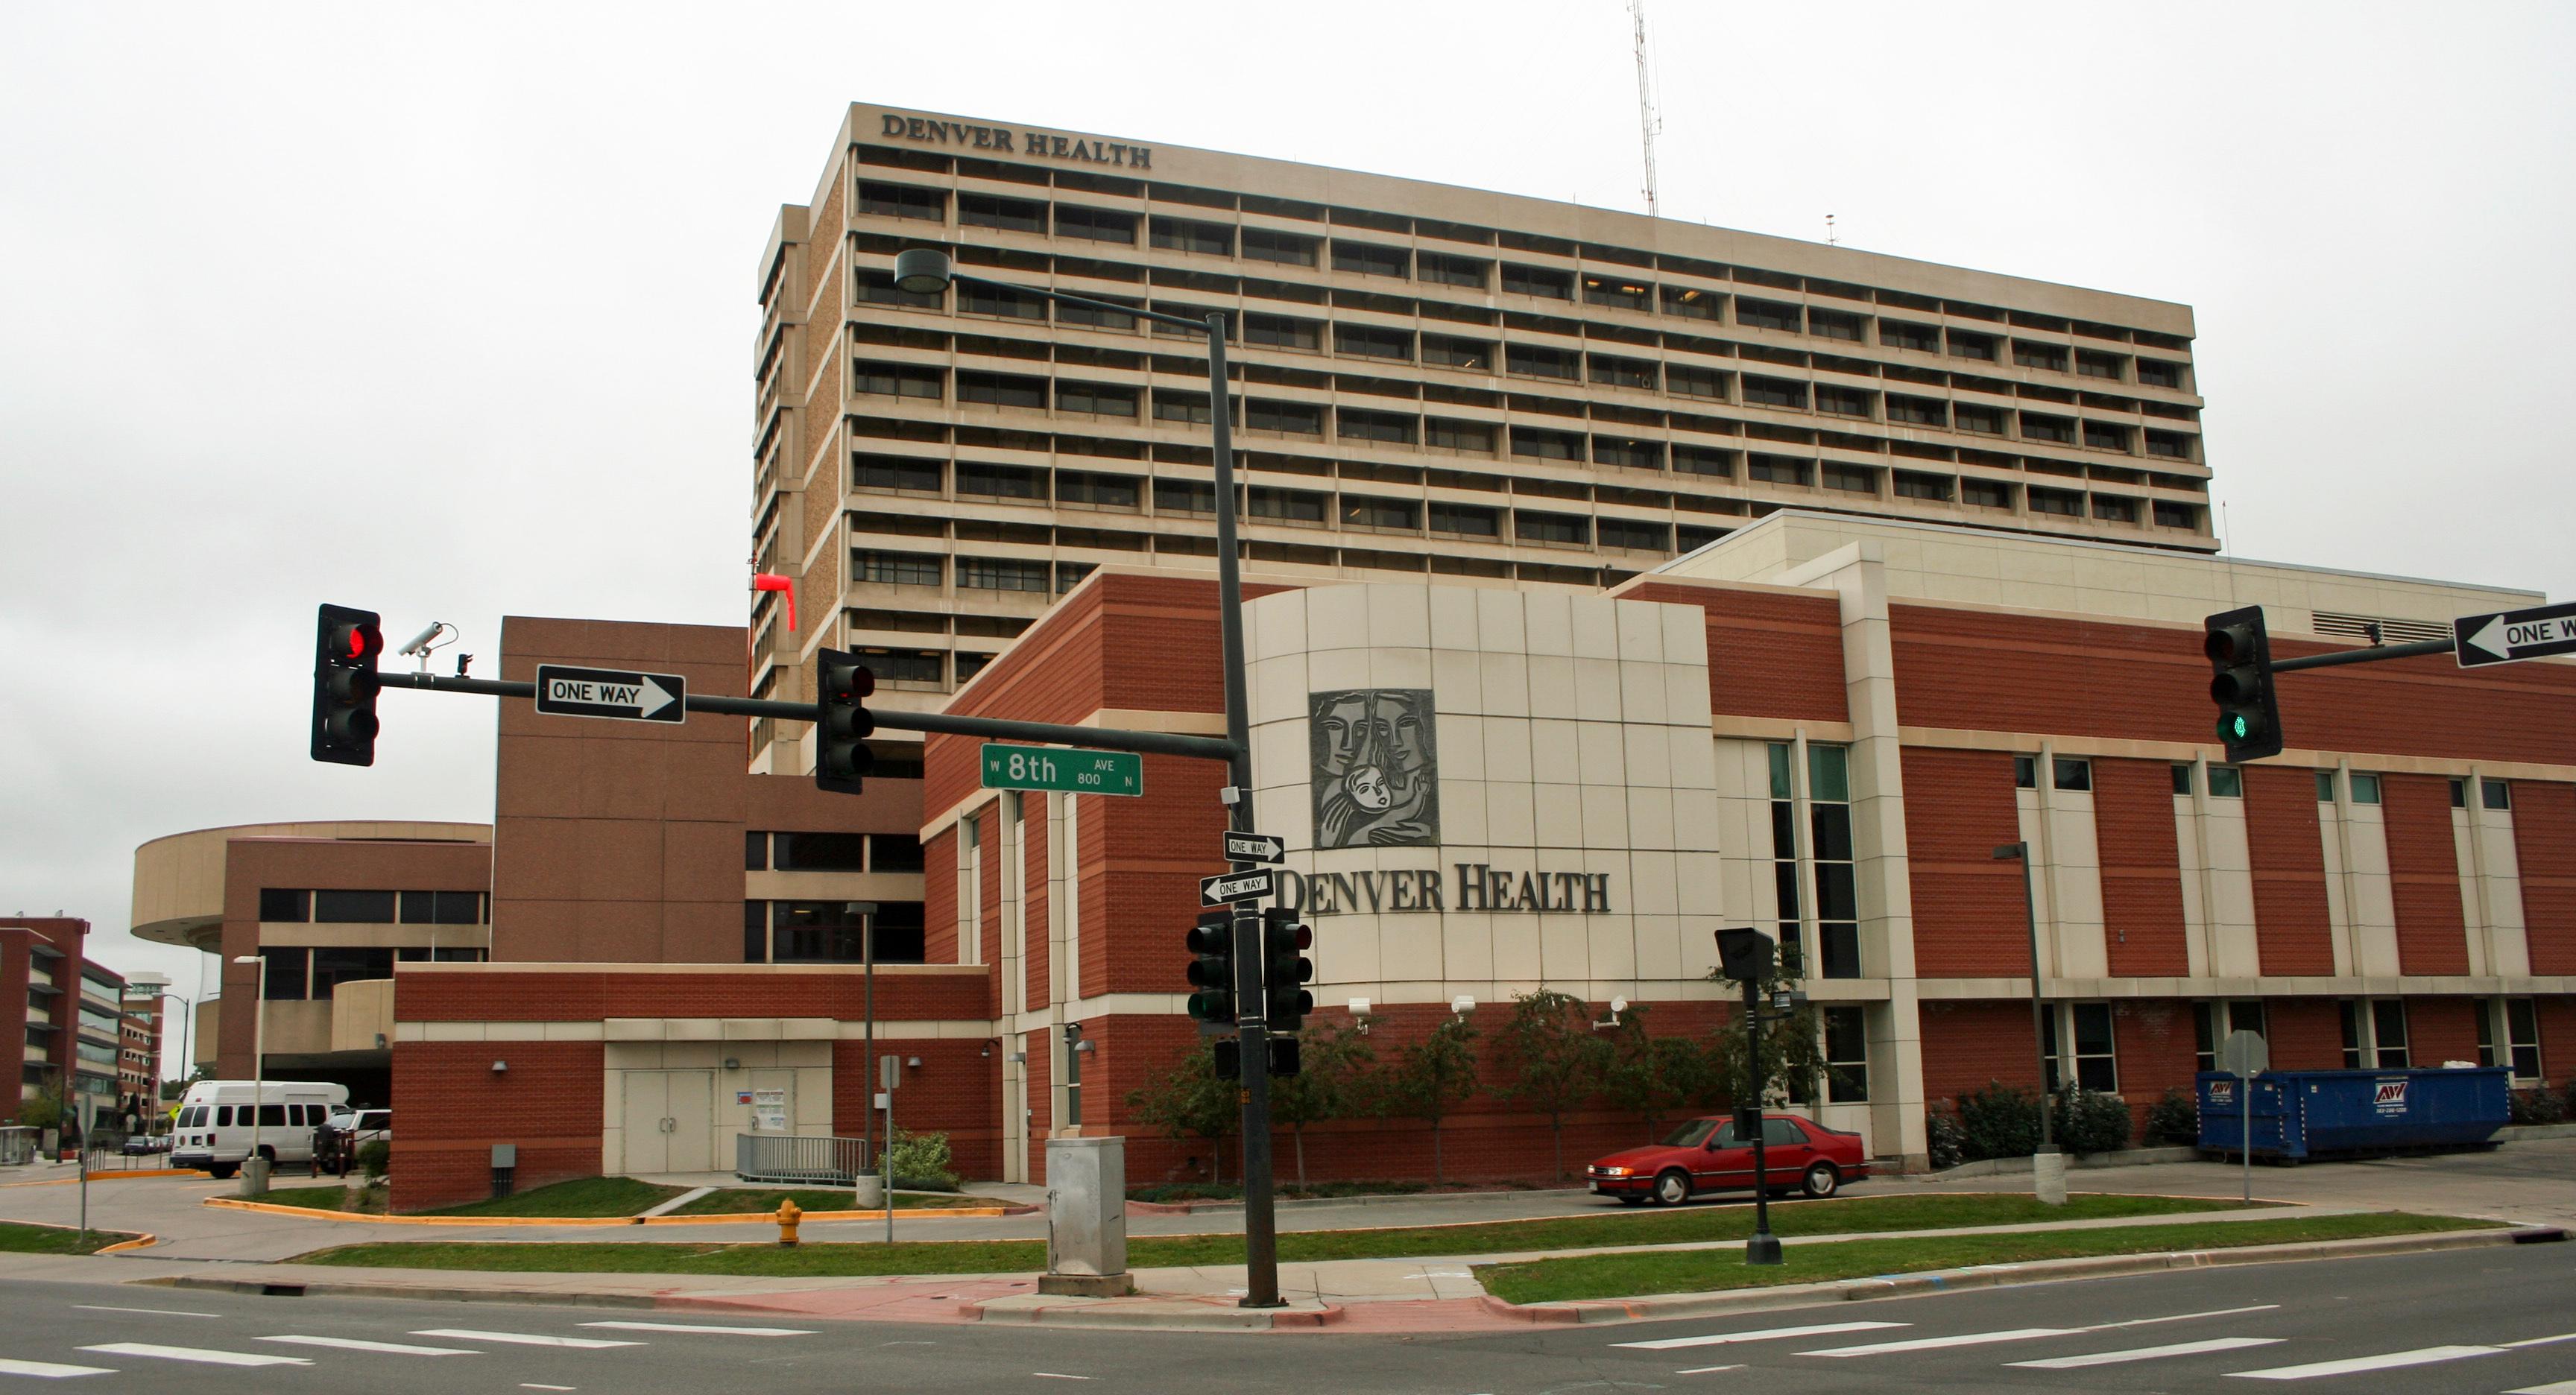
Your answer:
[775,1198,803,1247]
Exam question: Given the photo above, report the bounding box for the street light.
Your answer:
[229,955,269,1194]
[888,244,1283,1307]
[1992,842,2062,1201]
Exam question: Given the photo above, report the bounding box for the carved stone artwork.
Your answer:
[1308,689,1439,849]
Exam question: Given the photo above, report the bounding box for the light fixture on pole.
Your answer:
[886,244,1281,1309]
[229,955,269,1195]
[1992,842,2063,1203]
[1714,927,1784,1266]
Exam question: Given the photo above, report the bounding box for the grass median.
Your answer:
[288,1192,2253,1277]
[1476,1211,2498,1304]
[250,1177,685,1218]
[0,1221,145,1255]
[669,1188,994,1216]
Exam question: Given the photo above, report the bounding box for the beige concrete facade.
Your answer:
[749,102,2214,773]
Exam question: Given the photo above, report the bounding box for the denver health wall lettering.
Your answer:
[1279,864,1615,917]
[879,114,1152,169]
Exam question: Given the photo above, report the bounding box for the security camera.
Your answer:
[398,621,452,657]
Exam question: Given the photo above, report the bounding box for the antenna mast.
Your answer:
[1629,0,1660,217]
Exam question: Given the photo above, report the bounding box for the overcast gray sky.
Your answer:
[4,2,2569,1034]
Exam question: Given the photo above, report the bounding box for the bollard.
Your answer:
[775,1198,802,1247]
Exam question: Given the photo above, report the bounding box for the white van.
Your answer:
[168,1081,350,1179]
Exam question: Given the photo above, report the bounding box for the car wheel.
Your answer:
[1801,1162,1840,1198]
[207,1163,237,1180]
[1652,1169,1691,1206]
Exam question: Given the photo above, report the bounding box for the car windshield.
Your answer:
[1658,1119,1717,1148]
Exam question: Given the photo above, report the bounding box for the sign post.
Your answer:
[981,744,1143,796]
[2218,1028,2269,1204]
[2453,601,2576,668]
[879,1053,900,1244]
[532,664,686,723]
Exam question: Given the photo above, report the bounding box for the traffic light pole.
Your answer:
[2266,636,2455,673]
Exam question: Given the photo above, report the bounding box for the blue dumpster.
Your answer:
[2197,1067,2510,1161]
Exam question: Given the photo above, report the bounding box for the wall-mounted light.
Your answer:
[906,1056,922,1068]
[1450,995,1476,1016]
[490,1060,508,1074]
[722,1057,741,1071]
[1594,996,1629,1031]
[1074,1040,1095,1054]
[1348,997,1372,1034]
[1009,1051,1027,1063]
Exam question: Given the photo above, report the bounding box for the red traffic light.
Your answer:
[329,620,380,662]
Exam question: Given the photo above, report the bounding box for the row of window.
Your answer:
[2053,996,2551,1093]
[256,888,486,926]
[742,900,929,964]
[2012,759,2513,811]
[254,946,487,1000]
[744,830,925,873]
[861,352,2191,459]
[849,175,2192,374]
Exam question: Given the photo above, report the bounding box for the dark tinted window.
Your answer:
[313,890,397,923]
[258,889,309,923]
[774,832,870,871]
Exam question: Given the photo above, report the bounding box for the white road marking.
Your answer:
[68,1306,216,1319]
[2504,1332,2576,1348]
[578,1321,813,1336]
[0,1358,116,1379]
[2228,1344,2503,1379]
[1619,1320,1907,1350]
[2097,1303,2281,1329]
[1675,1364,1746,1374]
[1800,1327,2080,1356]
[75,1344,312,1368]
[2010,1337,2286,1369]
[259,1335,481,1356]
[521,1386,577,1392]
[411,1329,640,1350]
[1031,1375,1093,1382]
[2506,1382,2576,1394]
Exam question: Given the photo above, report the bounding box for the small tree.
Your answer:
[1497,990,1613,1179]
[1269,1016,1377,1190]
[1382,1012,1480,1186]
[1125,1041,1238,1183]
[1706,946,1823,1109]
[1603,1003,1717,1142]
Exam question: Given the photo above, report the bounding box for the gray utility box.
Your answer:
[1039,1136,1132,1297]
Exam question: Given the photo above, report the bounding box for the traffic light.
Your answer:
[311,604,383,766]
[1261,907,1313,1034]
[1213,1038,1242,1081]
[1266,1036,1301,1078]
[1186,908,1236,1023]
[2204,605,2283,763]
[814,647,877,794]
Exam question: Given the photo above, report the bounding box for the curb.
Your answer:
[1928,1147,2200,1180]
[0,1217,156,1253]
[95,1233,161,1254]
[1127,1187,1580,1216]
[967,1299,1346,1331]
[198,1196,1017,1227]
[0,1169,209,1189]
[1480,1226,2545,1325]
[157,1274,660,1309]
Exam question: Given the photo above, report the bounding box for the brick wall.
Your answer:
[2384,773,2471,975]
[1919,1001,2042,1106]
[391,1041,602,1212]
[2244,765,2336,976]
[833,1037,998,1181]
[2096,758,2190,977]
[2515,782,2576,976]
[2406,996,2483,1068]
[2112,999,2199,1124]
[394,965,989,1024]
[2267,997,2346,1072]
[923,827,958,964]
[1899,748,2027,978]
[1623,582,1848,724]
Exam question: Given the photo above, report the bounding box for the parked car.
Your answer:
[314,1107,391,1177]
[168,1080,349,1179]
[119,1133,172,1157]
[1586,1113,1870,1206]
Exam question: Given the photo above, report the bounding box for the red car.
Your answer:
[1587,1113,1869,1206]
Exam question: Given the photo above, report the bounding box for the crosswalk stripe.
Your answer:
[578,1321,815,1336]
[259,1335,482,1356]
[1800,1327,2079,1357]
[2227,1345,2502,1380]
[2504,1333,2576,1349]
[1674,1364,1746,1375]
[1617,1320,1907,1350]
[410,1329,641,1350]
[75,1344,312,1368]
[2009,1337,2286,1369]
[2504,1382,2576,1394]
[0,1358,116,1379]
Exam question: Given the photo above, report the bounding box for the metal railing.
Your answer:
[736,1133,869,1185]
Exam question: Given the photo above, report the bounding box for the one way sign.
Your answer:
[534,664,687,724]
[2453,601,2576,669]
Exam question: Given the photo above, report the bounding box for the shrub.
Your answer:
[884,1127,959,1191]
[2507,1087,2568,1126]
[1956,1081,2042,1162]
[356,1140,391,1179]
[2052,1084,2134,1158]
[1925,1106,1966,1171]
[15,1097,63,1131]
[2143,1088,2200,1147]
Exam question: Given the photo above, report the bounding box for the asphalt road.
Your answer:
[4,1242,2569,1392]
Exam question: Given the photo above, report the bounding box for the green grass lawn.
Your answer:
[255,1185,385,1215]
[244,1176,682,1218]
[668,1188,996,1215]
[1476,1211,2498,1304]
[0,1221,144,1255]
[290,1192,2259,1277]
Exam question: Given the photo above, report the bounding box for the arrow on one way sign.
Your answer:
[534,664,687,724]
[1224,832,1285,864]
[2453,600,2576,669]
[1199,868,1276,906]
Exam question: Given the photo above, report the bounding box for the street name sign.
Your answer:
[533,665,685,724]
[2453,600,2576,668]
[1199,868,1276,906]
[979,743,1143,797]
[1224,832,1285,864]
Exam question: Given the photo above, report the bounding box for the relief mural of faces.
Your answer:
[1309,688,1439,849]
